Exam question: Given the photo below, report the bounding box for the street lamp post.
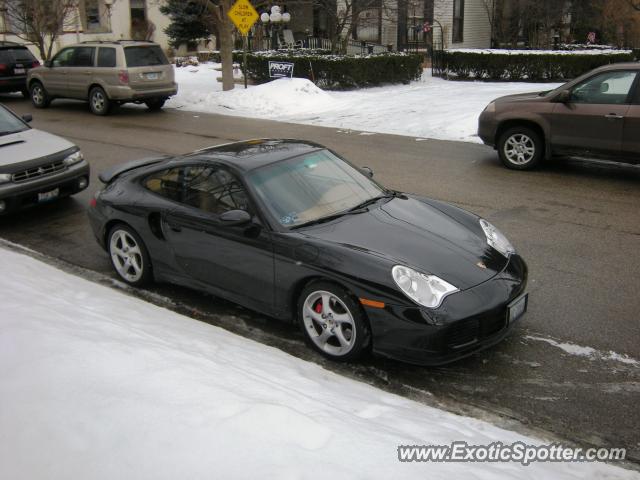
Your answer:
[260,6,291,50]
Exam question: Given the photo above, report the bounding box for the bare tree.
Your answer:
[1,0,79,60]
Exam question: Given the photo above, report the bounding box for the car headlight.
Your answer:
[391,265,459,309]
[484,102,496,113]
[63,150,84,166]
[0,173,12,184]
[480,219,514,257]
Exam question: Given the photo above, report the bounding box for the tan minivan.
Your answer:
[478,63,640,169]
[27,40,177,115]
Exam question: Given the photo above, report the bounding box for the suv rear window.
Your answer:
[0,47,36,63]
[124,46,169,67]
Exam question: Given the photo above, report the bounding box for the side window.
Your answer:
[571,71,637,105]
[97,47,117,68]
[145,166,250,215]
[52,48,75,67]
[71,47,95,67]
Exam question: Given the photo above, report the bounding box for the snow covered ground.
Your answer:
[1,245,637,480]
[167,64,562,143]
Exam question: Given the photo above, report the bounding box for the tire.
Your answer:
[145,98,166,111]
[89,86,111,116]
[107,224,153,287]
[498,126,543,170]
[297,281,370,362]
[30,82,50,108]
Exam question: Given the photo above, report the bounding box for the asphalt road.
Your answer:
[2,96,639,464]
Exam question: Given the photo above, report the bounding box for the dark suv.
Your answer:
[478,63,640,170]
[0,42,40,97]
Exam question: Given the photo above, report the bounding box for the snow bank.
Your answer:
[0,246,636,480]
[447,48,633,56]
[168,64,561,143]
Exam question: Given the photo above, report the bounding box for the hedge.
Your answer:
[441,50,635,81]
[231,51,424,89]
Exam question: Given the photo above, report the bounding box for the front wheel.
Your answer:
[89,86,111,116]
[498,126,543,170]
[298,281,370,362]
[30,82,50,108]
[145,98,166,111]
[107,224,152,287]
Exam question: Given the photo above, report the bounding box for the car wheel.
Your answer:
[145,98,166,111]
[298,281,370,361]
[498,126,543,170]
[89,86,111,116]
[30,82,50,108]
[107,224,152,287]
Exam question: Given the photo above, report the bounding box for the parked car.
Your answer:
[0,41,40,97]
[27,40,177,115]
[478,62,640,170]
[88,139,528,365]
[0,103,89,215]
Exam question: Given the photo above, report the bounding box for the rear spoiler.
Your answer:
[98,156,168,184]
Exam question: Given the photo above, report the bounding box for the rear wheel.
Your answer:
[30,82,50,108]
[498,126,543,170]
[89,86,111,116]
[107,224,152,287]
[145,98,166,111]
[298,281,370,362]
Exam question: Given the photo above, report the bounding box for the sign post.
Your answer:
[228,0,259,89]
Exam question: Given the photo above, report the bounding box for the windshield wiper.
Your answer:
[290,207,370,230]
[290,191,403,230]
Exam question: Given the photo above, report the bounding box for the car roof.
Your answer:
[72,40,159,47]
[593,62,640,72]
[180,139,327,172]
[0,41,29,49]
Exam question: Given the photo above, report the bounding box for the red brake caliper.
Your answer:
[314,300,323,314]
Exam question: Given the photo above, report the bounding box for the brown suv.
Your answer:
[27,40,177,115]
[478,63,640,169]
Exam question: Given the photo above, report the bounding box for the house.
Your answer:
[0,0,173,59]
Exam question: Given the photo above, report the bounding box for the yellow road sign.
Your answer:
[228,0,259,36]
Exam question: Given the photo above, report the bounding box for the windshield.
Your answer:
[124,46,169,67]
[248,149,384,227]
[0,105,28,136]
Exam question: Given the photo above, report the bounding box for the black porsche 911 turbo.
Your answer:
[88,139,528,365]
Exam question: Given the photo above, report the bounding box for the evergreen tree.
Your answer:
[159,0,213,50]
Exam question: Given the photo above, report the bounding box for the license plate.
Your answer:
[14,67,25,74]
[507,294,528,324]
[145,72,159,80]
[38,188,59,203]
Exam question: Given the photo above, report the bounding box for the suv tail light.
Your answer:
[0,64,7,73]
[118,70,129,85]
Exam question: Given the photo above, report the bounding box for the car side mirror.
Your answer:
[21,114,33,123]
[44,60,52,68]
[361,166,374,178]
[219,209,251,226]
[556,90,571,103]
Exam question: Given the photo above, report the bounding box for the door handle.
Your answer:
[85,71,92,74]
[167,222,182,233]
[605,114,624,120]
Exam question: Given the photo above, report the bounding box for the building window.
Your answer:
[452,0,464,43]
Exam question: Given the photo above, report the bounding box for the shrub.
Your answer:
[441,50,635,81]
[232,51,424,89]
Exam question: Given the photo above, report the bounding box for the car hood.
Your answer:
[493,91,548,103]
[305,197,508,290]
[0,128,76,169]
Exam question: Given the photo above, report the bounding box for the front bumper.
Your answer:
[366,254,528,366]
[478,110,498,147]
[0,160,90,215]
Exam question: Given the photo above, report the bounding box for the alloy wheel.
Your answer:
[110,230,144,283]
[302,290,356,356]
[504,133,536,165]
